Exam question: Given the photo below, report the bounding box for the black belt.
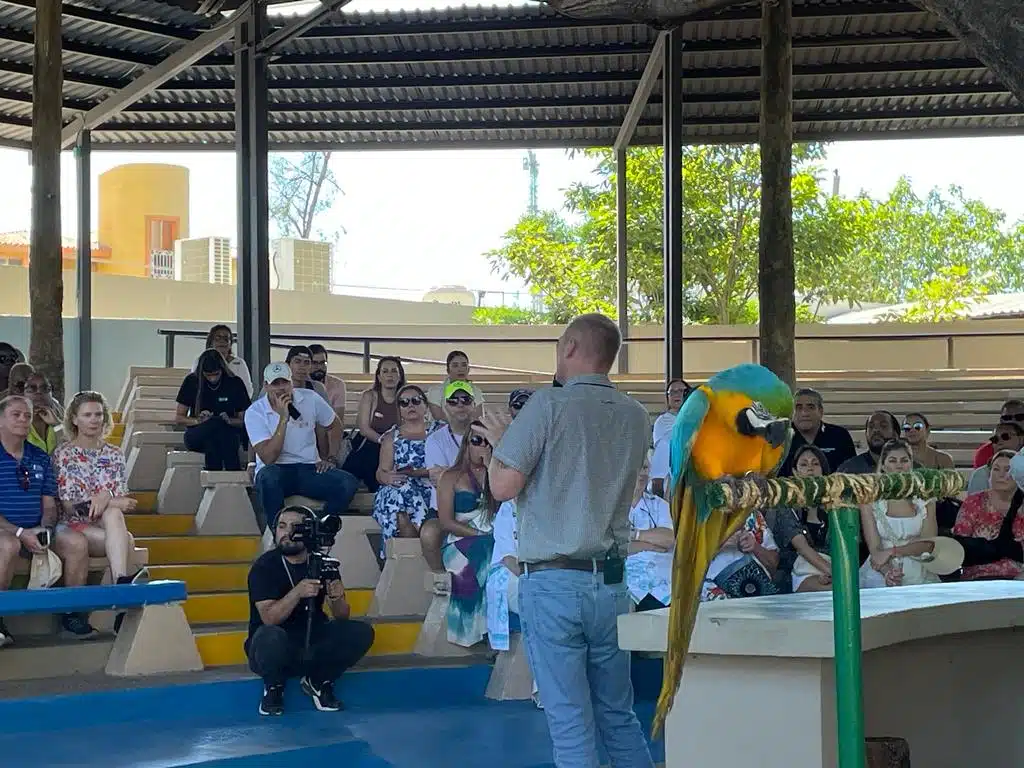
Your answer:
[520,558,603,574]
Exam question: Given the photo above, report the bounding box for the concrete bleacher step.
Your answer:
[182,589,375,626]
[135,536,262,566]
[125,514,196,537]
[147,564,250,593]
[193,616,424,667]
[0,634,116,682]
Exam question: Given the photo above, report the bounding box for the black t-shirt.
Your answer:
[176,373,250,418]
[246,549,327,649]
[780,421,857,476]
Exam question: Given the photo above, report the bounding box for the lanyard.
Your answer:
[447,425,461,450]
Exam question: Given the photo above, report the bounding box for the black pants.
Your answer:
[184,419,243,471]
[635,595,667,612]
[247,618,375,687]
[342,440,381,492]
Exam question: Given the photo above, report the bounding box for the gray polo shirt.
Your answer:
[492,373,649,563]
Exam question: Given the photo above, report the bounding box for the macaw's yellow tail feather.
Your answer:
[651,485,750,738]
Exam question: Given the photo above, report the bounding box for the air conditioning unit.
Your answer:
[174,237,234,284]
[270,237,331,294]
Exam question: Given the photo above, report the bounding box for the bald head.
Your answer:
[556,313,621,379]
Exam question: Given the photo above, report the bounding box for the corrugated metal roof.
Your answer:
[0,0,1020,149]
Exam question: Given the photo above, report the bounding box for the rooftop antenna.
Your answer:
[523,150,539,214]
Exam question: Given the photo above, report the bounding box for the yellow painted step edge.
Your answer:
[184,589,373,625]
[195,621,421,667]
[135,536,261,565]
[125,514,195,537]
[148,564,251,593]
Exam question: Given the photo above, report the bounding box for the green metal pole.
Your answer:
[830,504,865,768]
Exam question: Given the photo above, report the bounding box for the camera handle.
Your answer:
[303,594,315,659]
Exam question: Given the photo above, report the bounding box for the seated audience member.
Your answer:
[0,395,94,644]
[507,388,534,419]
[2,362,34,399]
[0,342,24,392]
[859,439,938,589]
[427,350,485,421]
[286,346,329,401]
[770,445,834,593]
[342,356,405,493]
[838,410,900,475]
[54,391,143,630]
[901,412,954,469]
[701,509,779,601]
[195,324,253,397]
[372,385,439,557]
[625,457,674,611]
[967,423,1024,494]
[954,450,1024,581]
[24,372,63,455]
[780,388,856,476]
[309,344,347,426]
[245,363,359,529]
[246,505,374,716]
[651,379,691,447]
[436,423,496,647]
[974,398,1024,469]
[485,496,540,706]
[649,438,670,499]
[176,349,251,471]
[420,380,478,571]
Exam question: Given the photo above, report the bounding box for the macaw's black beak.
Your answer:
[736,407,790,449]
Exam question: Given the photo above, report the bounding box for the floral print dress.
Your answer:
[54,442,129,530]
[953,490,1024,581]
[372,423,440,556]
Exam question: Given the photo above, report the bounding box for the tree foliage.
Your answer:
[268,151,341,241]
[487,145,1024,324]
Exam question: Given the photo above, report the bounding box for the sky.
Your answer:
[1,0,1022,305]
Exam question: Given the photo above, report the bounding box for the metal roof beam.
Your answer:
[0,26,158,66]
[258,0,354,55]
[0,0,201,41]
[614,30,665,152]
[58,8,245,148]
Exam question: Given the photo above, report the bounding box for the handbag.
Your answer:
[712,554,780,598]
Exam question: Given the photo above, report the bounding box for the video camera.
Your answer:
[284,506,342,585]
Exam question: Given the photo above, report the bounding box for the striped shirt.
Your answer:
[0,440,56,528]
[493,374,649,563]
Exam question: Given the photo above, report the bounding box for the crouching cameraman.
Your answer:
[246,505,374,716]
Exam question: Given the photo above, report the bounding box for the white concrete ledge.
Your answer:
[618,582,1024,658]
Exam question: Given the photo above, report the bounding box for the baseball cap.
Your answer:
[509,388,534,409]
[263,362,291,384]
[444,380,474,400]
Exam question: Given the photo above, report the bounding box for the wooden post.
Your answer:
[757,0,795,388]
[30,0,65,399]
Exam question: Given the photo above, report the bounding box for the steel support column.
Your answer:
[662,28,684,380]
[235,4,271,377]
[615,148,629,373]
[75,130,92,391]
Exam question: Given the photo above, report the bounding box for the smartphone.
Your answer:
[37,529,50,548]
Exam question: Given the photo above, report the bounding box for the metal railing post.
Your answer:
[362,340,371,374]
[165,332,175,368]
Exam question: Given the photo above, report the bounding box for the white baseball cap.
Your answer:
[263,362,291,384]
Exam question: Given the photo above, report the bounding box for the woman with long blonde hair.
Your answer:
[437,421,496,647]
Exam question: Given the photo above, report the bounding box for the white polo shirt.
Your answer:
[425,423,464,509]
[245,388,337,477]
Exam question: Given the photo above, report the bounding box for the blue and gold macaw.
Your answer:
[651,363,794,736]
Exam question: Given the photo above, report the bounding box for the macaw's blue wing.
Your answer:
[668,386,709,497]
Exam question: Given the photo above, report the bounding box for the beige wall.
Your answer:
[0,266,475,325]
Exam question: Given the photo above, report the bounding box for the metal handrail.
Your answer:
[157,326,1024,374]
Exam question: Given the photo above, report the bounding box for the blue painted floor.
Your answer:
[0,662,665,767]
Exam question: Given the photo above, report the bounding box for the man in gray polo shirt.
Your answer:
[474,313,654,768]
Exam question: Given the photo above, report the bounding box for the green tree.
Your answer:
[472,306,551,325]
[269,151,341,241]
[487,145,1024,325]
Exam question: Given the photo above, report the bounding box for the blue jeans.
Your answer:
[255,463,359,526]
[519,568,654,768]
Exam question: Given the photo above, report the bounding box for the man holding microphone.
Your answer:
[474,313,654,768]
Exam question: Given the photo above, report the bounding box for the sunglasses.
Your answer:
[446,395,473,406]
[469,435,490,448]
[1001,413,1024,422]
[991,431,1019,444]
[24,384,52,395]
[15,462,29,491]
[510,400,527,411]
[398,396,423,408]
[902,422,925,431]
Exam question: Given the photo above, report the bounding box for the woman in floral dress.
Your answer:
[953,450,1024,581]
[373,385,439,556]
[53,391,141,585]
